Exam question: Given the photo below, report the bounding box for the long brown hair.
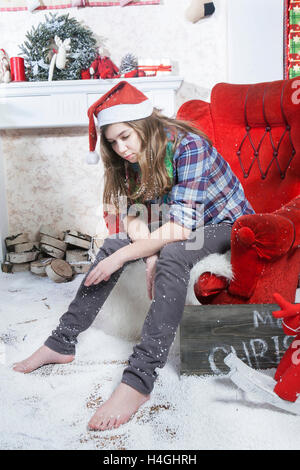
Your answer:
[101,108,210,209]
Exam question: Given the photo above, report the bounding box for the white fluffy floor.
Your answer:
[0,268,300,450]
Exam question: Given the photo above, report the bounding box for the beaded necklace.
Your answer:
[125,140,174,204]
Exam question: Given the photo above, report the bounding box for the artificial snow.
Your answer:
[0,270,299,450]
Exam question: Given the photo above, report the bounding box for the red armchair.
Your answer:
[177,78,300,305]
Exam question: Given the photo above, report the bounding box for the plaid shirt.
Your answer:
[126,132,255,230]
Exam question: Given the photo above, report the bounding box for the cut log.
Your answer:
[64,233,91,250]
[40,234,67,252]
[1,261,31,273]
[5,233,29,247]
[88,236,103,262]
[30,258,52,276]
[66,249,89,263]
[6,251,39,264]
[14,242,40,253]
[40,225,65,241]
[40,244,65,259]
[65,230,92,242]
[70,261,92,274]
[45,259,73,283]
[1,262,12,273]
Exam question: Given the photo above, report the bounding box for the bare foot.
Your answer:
[88,383,150,431]
[13,345,75,373]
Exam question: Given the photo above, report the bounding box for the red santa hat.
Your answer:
[86,80,153,164]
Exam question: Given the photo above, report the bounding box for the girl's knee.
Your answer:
[159,241,187,261]
[99,233,129,256]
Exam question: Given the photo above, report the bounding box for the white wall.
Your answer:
[227,0,284,84]
[0,138,8,261]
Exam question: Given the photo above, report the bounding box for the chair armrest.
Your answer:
[176,99,215,143]
[228,213,296,299]
[274,194,300,247]
[194,272,229,303]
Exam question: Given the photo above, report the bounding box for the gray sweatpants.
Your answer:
[44,223,231,395]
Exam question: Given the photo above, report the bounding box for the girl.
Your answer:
[13,81,254,431]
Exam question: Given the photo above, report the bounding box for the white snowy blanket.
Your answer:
[99,251,232,341]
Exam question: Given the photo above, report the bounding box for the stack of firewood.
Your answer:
[1,226,103,283]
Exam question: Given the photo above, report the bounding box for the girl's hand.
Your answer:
[84,253,124,287]
[146,254,158,300]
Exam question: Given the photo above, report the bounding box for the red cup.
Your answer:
[10,57,26,82]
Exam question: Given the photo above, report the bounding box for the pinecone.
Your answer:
[119,53,138,74]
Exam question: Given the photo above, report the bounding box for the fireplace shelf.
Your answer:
[0,76,183,129]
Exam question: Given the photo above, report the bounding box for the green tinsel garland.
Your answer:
[19,13,98,82]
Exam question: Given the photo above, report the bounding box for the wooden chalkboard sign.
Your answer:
[180,304,294,376]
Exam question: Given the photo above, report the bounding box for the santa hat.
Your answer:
[86,80,153,164]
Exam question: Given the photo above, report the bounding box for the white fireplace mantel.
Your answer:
[0,76,183,129]
[0,76,183,261]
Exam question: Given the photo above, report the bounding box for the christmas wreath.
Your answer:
[19,13,97,82]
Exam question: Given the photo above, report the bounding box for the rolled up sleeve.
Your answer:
[169,137,209,230]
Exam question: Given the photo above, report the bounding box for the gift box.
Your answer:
[289,32,300,54]
[289,61,300,77]
[137,58,172,77]
[290,6,300,25]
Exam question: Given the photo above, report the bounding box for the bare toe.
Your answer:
[88,383,150,432]
[13,345,74,374]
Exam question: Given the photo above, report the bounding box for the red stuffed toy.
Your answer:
[89,55,119,79]
[272,293,300,402]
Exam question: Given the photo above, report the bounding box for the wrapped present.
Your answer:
[285,1,300,79]
[289,32,300,54]
[289,61,300,77]
[137,58,172,77]
[290,5,300,26]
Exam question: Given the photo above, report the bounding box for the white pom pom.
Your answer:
[86,151,100,165]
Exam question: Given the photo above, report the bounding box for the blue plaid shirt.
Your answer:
[127,132,254,230]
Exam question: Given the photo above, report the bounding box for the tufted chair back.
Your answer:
[177,79,300,214]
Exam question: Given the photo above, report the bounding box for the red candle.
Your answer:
[10,57,26,82]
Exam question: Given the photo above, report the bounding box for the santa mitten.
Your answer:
[274,356,300,402]
[272,293,300,395]
[185,0,215,23]
[272,293,300,336]
[274,336,300,382]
